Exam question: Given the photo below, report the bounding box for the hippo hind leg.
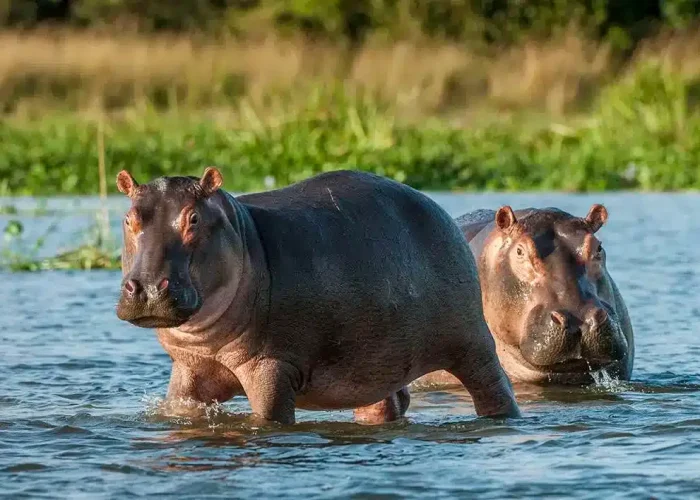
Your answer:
[448,358,520,418]
[448,322,521,418]
[353,387,410,424]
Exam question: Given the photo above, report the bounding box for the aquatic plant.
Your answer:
[1,217,120,271]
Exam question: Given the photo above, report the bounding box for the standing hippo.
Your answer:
[417,205,633,386]
[115,168,520,424]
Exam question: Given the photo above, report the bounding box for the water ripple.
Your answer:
[2,193,700,497]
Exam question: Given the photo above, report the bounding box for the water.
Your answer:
[2,192,700,499]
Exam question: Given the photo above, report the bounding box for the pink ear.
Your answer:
[116,170,139,197]
[495,206,517,231]
[200,167,223,197]
[585,204,608,233]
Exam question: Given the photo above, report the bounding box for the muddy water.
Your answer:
[2,193,699,498]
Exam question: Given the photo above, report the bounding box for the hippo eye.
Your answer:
[189,212,199,226]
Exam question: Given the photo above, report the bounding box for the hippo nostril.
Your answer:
[157,278,169,292]
[587,307,608,329]
[550,311,568,329]
[124,279,141,297]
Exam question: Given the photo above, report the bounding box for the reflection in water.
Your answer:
[2,193,700,497]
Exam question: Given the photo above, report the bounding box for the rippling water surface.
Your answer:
[2,193,700,498]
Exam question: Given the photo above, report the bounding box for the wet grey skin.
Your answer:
[115,167,521,424]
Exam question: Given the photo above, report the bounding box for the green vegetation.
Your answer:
[1,65,699,196]
[3,244,120,271]
[1,218,120,271]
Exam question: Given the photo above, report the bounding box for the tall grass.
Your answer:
[1,64,699,197]
[0,28,699,198]
[0,29,617,116]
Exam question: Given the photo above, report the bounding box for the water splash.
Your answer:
[140,393,227,429]
[587,364,630,393]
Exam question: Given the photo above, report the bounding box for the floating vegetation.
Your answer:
[0,205,18,215]
[1,217,120,272]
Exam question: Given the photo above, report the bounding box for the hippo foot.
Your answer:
[353,387,410,425]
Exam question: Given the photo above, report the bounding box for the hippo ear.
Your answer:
[116,170,139,198]
[495,206,517,231]
[585,204,608,233]
[199,167,223,197]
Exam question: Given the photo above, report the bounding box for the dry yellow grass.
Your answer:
[632,29,700,79]
[0,28,695,118]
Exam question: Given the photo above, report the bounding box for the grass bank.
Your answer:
[2,62,700,196]
[3,28,700,117]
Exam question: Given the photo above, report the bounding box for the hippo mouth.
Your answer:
[116,292,201,329]
[126,315,191,329]
[532,358,608,374]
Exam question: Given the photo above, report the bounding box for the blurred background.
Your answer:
[1,0,700,196]
[2,1,700,268]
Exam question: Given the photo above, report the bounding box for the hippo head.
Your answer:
[479,204,628,382]
[115,167,234,329]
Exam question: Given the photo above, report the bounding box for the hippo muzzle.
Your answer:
[116,273,201,328]
[519,302,628,373]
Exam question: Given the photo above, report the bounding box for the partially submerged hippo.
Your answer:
[418,205,633,386]
[115,168,520,424]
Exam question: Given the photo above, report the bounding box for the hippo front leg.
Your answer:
[353,387,410,424]
[236,358,298,425]
[166,362,198,401]
[160,362,207,417]
[163,362,239,416]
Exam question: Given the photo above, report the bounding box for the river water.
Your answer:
[1,192,700,499]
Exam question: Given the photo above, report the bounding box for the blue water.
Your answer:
[2,192,700,498]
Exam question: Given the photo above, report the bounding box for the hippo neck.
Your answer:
[159,191,270,351]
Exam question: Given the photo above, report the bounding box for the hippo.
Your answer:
[417,205,633,387]
[115,168,520,424]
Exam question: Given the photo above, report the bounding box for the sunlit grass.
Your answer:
[2,63,699,197]
[0,30,612,117]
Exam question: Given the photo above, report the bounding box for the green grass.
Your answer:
[2,66,700,197]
